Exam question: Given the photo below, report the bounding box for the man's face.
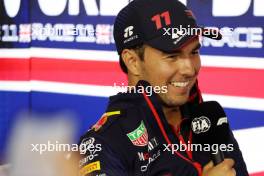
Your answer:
[138,39,201,107]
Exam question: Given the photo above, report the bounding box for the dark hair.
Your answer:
[119,44,145,73]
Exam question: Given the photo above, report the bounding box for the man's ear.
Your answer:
[121,49,142,75]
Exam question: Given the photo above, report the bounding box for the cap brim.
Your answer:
[146,27,222,53]
[201,27,222,40]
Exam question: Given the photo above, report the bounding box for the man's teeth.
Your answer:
[170,81,189,87]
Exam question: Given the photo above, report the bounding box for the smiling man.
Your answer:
[79,0,248,176]
[124,40,201,125]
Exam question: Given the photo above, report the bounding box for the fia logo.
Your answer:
[191,116,211,134]
[124,26,134,38]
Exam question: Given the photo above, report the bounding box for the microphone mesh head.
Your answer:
[191,101,230,145]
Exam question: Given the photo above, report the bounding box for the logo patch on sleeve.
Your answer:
[126,121,148,146]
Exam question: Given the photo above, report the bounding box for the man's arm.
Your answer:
[202,129,249,176]
[228,129,249,176]
[79,135,128,176]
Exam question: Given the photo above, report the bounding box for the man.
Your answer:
[79,0,249,175]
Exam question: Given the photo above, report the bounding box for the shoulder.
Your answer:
[79,108,136,153]
[81,110,125,140]
[79,106,146,161]
[81,105,145,140]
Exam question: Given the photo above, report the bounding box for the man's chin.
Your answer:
[159,94,190,107]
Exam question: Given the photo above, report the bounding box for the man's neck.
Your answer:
[127,78,183,127]
[162,106,182,127]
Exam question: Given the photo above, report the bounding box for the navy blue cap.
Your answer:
[114,0,221,54]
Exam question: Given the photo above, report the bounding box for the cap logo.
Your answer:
[191,116,211,134]
[173,30,186,45]
[172,30,184,39]
[124,26,134,38]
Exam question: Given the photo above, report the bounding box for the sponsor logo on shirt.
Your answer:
[147,137,159,151]
[139,150,161,172]
[79,137,102,156]
[92,111,121,131]
[127,121,148,146]
[79,161,101,176]
[191,116,211,134]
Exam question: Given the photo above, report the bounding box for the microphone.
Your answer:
[190,101,230,165]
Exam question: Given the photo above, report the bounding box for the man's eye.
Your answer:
[192,50,199,55]
[166,54,178,58]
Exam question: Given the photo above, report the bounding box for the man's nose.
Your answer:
[177,57,196,77]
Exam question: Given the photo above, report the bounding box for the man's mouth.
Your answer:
[170,81,190,88]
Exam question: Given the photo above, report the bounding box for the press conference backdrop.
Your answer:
[0,0,263,175]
